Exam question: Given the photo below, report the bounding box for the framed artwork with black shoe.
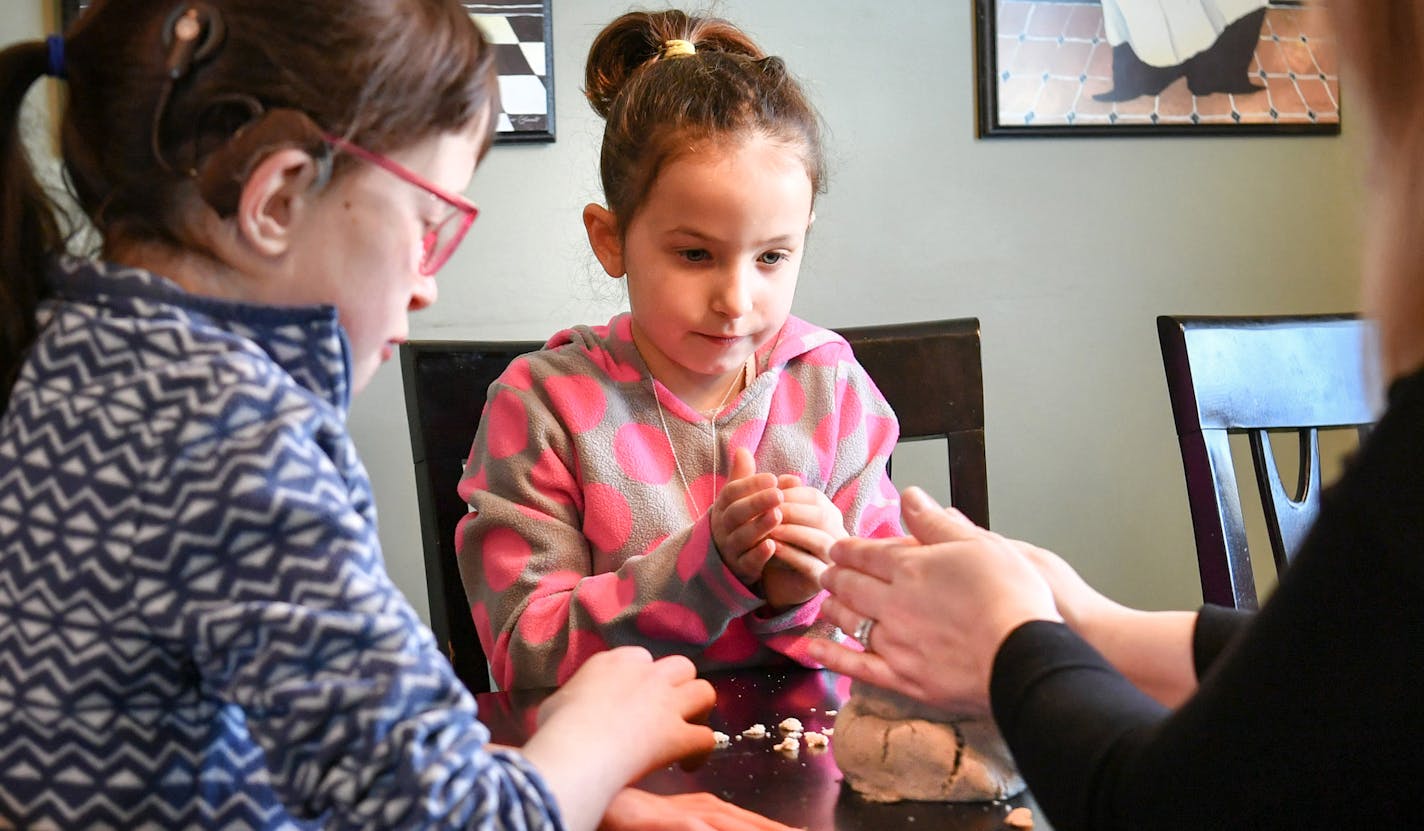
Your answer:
[973,0,1341,137]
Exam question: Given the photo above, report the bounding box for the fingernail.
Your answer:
[902,486,935,514]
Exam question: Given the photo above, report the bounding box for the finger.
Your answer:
[717,473,781,512]
[719,487,783,532]
[900,486,982,545]
[729,447,756,481]
[769,543,830,580]
[824,535,906,583]
[731,537,777,578]
[818,566,894,623]
[777,501,845,538]
[776,473,803,490]
[674,677,717,722]
[650,653,699,684]
[806,638,906,692]
[722,509,781,561]
[768,525,835,560]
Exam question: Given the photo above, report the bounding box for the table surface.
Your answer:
[475,667,1052,831]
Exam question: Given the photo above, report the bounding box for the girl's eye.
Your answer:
[680,249,711,263]
[759,251,788,265]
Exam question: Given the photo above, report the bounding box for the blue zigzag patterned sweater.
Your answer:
[0,259,564,830]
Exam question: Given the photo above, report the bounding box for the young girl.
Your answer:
[458,10,902,691]
[0,2,778,829]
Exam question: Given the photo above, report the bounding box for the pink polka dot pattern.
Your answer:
[813,412,837,482]
[482,526,533,593]
[867,414,897,460]
[614,422,676,484]
[767,373,806,425]
[528,448,578,508]
[469,600,493,655]
[584,482,633,554]
[838,380,863,438]
[702,618,760,663]
[676,523,712,582]
[686,472,721,520]
[546,374,607,434]
[729,419,766,457]
[518,571,582,644]
[501,358,534,392]
[484,389,529,460]
[637,601,709,643]
[582,573,639,625]
[557,628,609,683]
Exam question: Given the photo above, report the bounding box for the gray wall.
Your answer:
[7,1,1365,623]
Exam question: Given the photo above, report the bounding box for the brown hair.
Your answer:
[584,9,825,231]
[0,0,497,405]
[1328,0,1424,376]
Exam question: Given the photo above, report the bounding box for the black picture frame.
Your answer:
[465,0,556,144]
[973,0,1340,137]
[59,0,556,145]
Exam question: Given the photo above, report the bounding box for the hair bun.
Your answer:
[583,9,765,119]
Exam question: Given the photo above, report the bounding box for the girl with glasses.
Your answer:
[0,2,789,829]
[458,9,904,692]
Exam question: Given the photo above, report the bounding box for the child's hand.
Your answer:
[523,648,717,826]
[760,476,848,610]
[711,448,784,586]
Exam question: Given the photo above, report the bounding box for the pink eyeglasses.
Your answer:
[323,134,479,276]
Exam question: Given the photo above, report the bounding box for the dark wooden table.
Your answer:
[475,667,1051,831]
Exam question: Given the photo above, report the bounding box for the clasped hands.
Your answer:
[711,448,847,611]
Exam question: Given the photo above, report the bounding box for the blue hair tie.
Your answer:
[45,35,66,79]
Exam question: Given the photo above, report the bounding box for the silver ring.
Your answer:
[852,616,876,650]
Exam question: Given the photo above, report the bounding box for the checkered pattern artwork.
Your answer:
[59,1,556,144]
[465,1,556,143]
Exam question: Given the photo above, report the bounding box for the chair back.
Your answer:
[1157,314,1376,609]
[836,318,990,528]
[400,339,542,693]
[400,318,989,691]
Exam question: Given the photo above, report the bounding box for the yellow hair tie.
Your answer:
[662,39,696,58]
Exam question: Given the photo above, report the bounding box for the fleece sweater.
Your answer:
[458,314,902,690]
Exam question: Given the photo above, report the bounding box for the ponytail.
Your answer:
[0,40,64,408]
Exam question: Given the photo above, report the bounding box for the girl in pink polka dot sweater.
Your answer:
[457,9,903,690]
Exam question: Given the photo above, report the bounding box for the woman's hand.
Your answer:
[711,449,784,586]
[600,789,798,831]
[523,648,716,830]
[809,487,1060,715]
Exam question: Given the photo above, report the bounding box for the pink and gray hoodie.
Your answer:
[457,313,901,690]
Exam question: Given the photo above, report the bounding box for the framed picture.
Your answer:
[58,0,555,145]
[974,0,1340,137]
[466,0,556,143]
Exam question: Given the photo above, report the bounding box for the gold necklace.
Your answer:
[652,367,744,516]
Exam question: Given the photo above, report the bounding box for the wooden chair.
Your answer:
[1157,314,1376,610]
[400,318,988,691]
[400,339,542,693]
[835,318,990,528]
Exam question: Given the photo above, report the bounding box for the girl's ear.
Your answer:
[582,203,625,277]
[235,148,327,258]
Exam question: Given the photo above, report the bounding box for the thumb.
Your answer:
[900,486,980,545]
[730,447,756,480]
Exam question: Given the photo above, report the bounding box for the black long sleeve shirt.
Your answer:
[991,366,1424,831]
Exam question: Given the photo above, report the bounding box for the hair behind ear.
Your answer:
[194,107,331,218]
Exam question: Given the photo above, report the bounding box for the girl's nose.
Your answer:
[711,265,753,317]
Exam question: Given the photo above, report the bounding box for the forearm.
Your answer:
[520,732,629,831]
[1070,603,1198,708]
